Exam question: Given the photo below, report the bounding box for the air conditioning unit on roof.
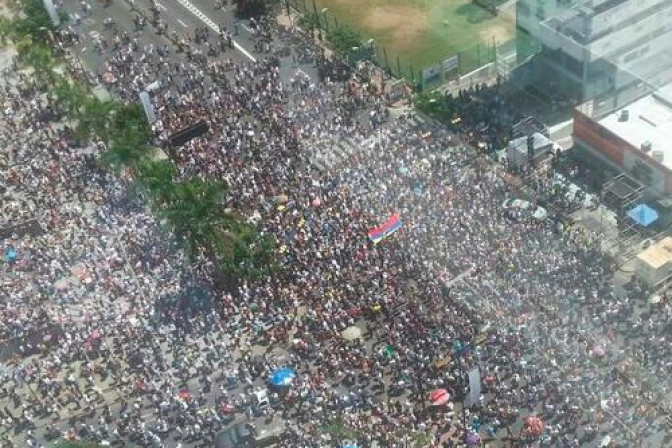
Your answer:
[652,150,664,163]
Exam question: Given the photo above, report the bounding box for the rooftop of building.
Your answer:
[637,236,672,269]
[598,84,672,171]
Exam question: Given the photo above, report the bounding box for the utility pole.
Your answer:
[312,0,321,40]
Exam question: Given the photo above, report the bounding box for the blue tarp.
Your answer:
[269,367,295,387]
[4,247,17,263]
[627,204,659,227]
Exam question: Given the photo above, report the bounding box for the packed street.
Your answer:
[2,0,672,447]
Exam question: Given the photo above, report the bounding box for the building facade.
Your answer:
[573,83,672,195]
[516,0,672,103]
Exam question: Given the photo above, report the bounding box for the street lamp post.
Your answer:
[312,0,322,40]
[321,8,329,32]
[350,46,359,65]
[366,38,375,61]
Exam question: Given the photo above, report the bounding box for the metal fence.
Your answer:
[285,0,514,92]
[417,40,500,92]
[284,0,427,84]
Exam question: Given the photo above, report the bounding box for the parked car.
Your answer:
[251,388,270,416]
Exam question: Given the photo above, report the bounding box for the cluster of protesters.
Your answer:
[2,1,672,448]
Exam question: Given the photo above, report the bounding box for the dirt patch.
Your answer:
[478,22,512,45]
[361,5,429,52]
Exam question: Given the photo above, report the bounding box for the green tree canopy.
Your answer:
[0,0,61,43]
[137,158,177,205]
[110,103,151,137]
[15,0,58,39]
[101,127,152,171]
[51,76,90,115]
[15,36,56,83]
[74,96,119,143]
[159,178,236,255]
[158,178,277,278]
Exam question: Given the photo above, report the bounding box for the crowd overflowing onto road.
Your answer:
[3,0,672,447]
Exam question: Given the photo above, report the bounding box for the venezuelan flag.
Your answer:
[368,214,403,244]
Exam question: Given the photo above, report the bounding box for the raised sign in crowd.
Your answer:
[1,1,671,448]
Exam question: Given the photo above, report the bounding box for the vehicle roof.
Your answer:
[215,423,253,448]
[253,389,268,399]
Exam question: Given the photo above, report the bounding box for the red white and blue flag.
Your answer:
[368,214,403,244]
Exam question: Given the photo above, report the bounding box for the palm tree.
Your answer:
[159,178,235,256]
[136,158,176,206]
[100,128,151,171]
[50,76,89,117]
[221,223,277,278]
[74,96,119,143]
[15,37,56,85]
[110,103,151,138]
[0,16,17,44]
[157,177,277,282]
[15,0,57,39]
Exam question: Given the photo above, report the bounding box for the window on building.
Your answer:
[518,1,531,16]
[563,54,583,77]
[631,160,653,185]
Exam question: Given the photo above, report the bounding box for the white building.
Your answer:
[573,81,672,195]
[635,236,672,287]
[516,0,672,103]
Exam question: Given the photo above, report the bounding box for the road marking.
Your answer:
[156,1,167,10]
[171,0,256,62]
[177,19,188,27]
[89,30,101,39]
[241,23,252,33]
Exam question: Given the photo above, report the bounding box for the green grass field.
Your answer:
[299,0,515,76]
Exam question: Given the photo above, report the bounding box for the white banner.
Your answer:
[467,367,481,407]
[139,91,157,124]
[442,55,459,72]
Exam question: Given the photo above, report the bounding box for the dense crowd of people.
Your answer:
[2,1,672,448]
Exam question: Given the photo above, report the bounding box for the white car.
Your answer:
[252,389,270,414]
[502,198,548,221]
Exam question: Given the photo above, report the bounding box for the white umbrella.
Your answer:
[54,278,69,291]
[532,207,548,220]
[649,295,662,304]
[341,326,363,340]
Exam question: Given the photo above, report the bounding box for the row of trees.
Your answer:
[1,0,278,286]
